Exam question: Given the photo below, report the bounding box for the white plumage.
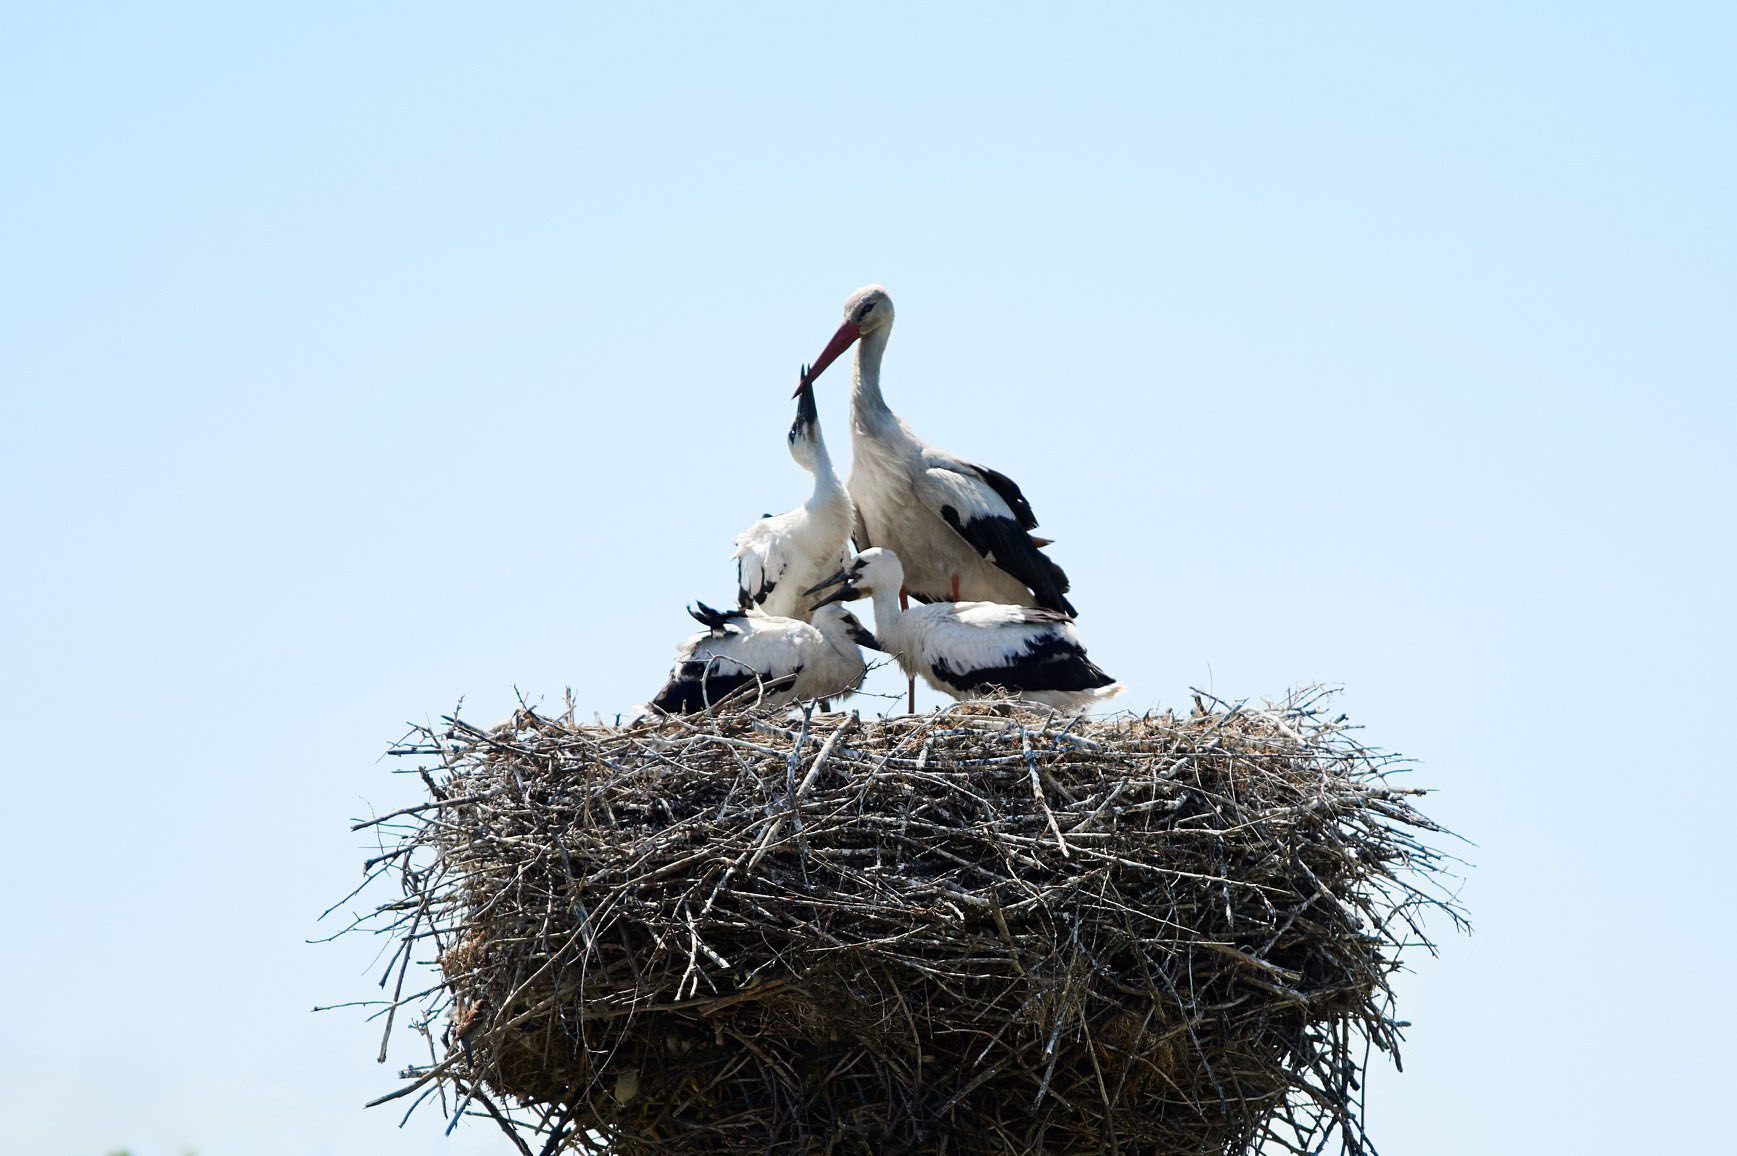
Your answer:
[801,286,1076,615]
[809,548,1120,712]
[731,379,855,620]
[647,602,876,714]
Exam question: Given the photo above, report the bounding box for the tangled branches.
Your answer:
[336,688,1462,1154]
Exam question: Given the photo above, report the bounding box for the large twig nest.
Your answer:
[343,689,1461,1155]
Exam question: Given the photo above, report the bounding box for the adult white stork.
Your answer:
[799,285,1076,616]
[646,601,877,714]
[731,375,854,620]
[807,549,1120,712]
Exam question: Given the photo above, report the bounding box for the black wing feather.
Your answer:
[960,460,1039,530]
[938,505,1077,617]
[689,601,748,634]
[931,630,1113,695]
[650,662,801,714]
[735,575,775,610]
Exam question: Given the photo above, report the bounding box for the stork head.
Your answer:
[794,285,894,395]
[811,602,879,651]
[844,284,894,334]
[805,547,906,607]
[786,370,824,470]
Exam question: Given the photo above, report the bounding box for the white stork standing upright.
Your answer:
[646,601,878,715]
[806,548,1120,711]
[731,375,854,620]
[799,285,1076,616]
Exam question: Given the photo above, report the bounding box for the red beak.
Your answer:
[793,320,863,396]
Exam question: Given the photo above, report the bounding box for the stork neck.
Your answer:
[867,584,906,640]
[806,436,846,505]
[851,327,894,427]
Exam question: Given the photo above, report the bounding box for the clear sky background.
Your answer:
[3,4,1732,1154]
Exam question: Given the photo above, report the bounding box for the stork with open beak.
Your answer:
[798,285,1076,617]
[805,549,1119,712]
[731,373,855,620]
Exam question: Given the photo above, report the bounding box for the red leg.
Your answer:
[950,574,960,601]
[899,588,914,713]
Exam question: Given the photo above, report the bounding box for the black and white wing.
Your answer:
[918,603,1113,698]
[733,509,799,613]
[649,606,811,714]
[734,502,854,621]
[913,454,1076,616]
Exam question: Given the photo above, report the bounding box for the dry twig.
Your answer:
[331,688,1464,1155]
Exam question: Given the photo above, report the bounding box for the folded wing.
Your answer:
[915,457,1076,616]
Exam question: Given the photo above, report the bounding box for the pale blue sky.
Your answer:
[3,4,1733,1154]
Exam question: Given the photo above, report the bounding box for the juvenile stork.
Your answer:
[799,285,1076,616]
[732,375,854,620]
[807,549,1120,712]
[647,602,877,715]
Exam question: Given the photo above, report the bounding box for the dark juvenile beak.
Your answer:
[812,582,860,608]
[843,617,880,651]
[792,320,864,396]
[791,367,819,430]
[804,568,859,607]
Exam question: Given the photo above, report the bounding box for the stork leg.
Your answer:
[935,576,960,712]
[901,587,915,714]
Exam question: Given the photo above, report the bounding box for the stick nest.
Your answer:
[342,689,1461,1155]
